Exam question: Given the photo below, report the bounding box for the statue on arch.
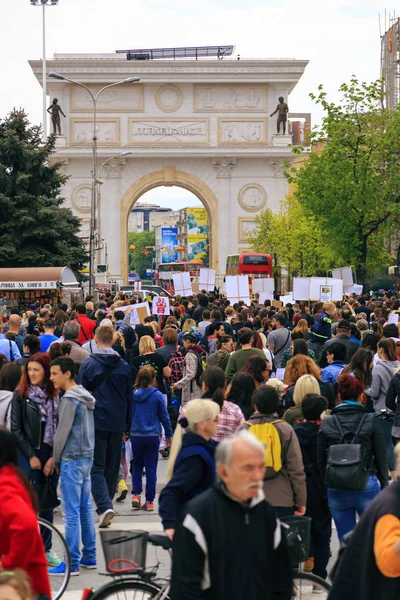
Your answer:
[47,98,66,136]
[270,96,289,134]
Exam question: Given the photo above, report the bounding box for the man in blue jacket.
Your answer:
[78,326,132,528]
[320,342,346,384]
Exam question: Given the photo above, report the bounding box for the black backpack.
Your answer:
[325,414,371,491]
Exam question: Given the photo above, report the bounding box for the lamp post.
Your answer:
[30,0,60,141]
[49,73,140,293]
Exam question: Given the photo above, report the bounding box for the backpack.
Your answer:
[187,348,204,388]
[324,414,370,491]
[198,335,209,354]
[245,419,283,479]
[168,346,185,384]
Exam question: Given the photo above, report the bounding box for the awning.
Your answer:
[0,267,79,290]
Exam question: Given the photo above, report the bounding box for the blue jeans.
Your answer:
[328,475,381,541]
[61,457,96,569]
[92,430,123,514]
[130,436,160,503]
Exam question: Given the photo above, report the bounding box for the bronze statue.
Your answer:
[270,96,289,134]
[47,98,66,136]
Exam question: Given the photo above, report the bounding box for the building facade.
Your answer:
[29,52,308,284]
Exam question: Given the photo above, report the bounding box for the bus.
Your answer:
[158,261,204,291]
[226,253,273,277]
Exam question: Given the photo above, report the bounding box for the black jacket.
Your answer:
[283,380,336,411]
[385,372,400,431]
[293,421,330,517]
[319,335,360,368]
[159,431,216,530]
[170,483,292,600]
[11,391,42,460]
[317,402,389,489]
[328,482,400,600]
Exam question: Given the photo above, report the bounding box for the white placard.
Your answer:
[280,293,294,305]
[293,278,311,301]
[388,313,399,325]
[225,275,250,304]
[117,302,151,325]
[344,284,363,296]
[152,296,171,316]
[332,267,353,287]
[259,292,273,304]
[199,268,216,292]
[172,272,192,296]
[252,278,275,294]
[320,285,333,302]
[275,368,286,381]
[309,278,343,301]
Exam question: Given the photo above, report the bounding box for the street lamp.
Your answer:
[30,0,60,140]
[49,73,140,294]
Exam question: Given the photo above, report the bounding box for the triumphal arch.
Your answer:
[30,46,308,284]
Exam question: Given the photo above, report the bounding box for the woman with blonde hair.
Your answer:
[283,374,322,425]
[283,354,335,413]
[159,399,220,540]
[178,318,201,345]
[293,318,310,336]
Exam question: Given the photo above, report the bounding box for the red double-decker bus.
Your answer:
[226,253,272,277]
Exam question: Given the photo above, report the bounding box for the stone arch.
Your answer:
[120,166,219,283]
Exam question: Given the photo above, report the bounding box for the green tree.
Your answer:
[128,230,156,277]
[0,110,88,278]
[288,77,400,282]
[246,196,338,278]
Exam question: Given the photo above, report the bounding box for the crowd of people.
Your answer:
[2,290,400,598]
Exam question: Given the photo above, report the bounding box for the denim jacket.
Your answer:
[53,385,95,467]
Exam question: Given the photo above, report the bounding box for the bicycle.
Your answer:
[86,530,331,600]
[38,517,71,600]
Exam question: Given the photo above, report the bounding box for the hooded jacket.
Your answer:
[206,350,230,371]
[170,483,292,600]
[0,390,12,428]
[131,386,173,438]
[77,349,133,432]
[53,385,95,468]
[366,359,399,413]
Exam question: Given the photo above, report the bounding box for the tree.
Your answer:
[288,78,400,282]
[128,230,155,277]
[0,110,88,278]
[246,196,338,278]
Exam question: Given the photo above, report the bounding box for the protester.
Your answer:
[0,321,21,362]
[0,430,51,600]
[6,315,24,354]
[77,326,132,528]
[319,320,360,368]
[240,355,271,386]
[224,372,256,420]
[131,335,171,400]
[320,341,346,384]
[39,319,58,353]
[159,399,220,539]
[283,354,335,411]
[131,366,173,512]
[206,334,234,371]
[15,334,41,368]
[157,327,179,363]
[283,373,322,425]
[73,304,96,345]
[10,352,60,567]
[171,332,206,405]
[241,385,306,518]
[318,374,388,541]
[170,430,292,600]
[267,313,291,368]
[225,327,265,383]
[293,393,331,581]
[62,321,90,368]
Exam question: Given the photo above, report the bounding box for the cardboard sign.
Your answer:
[199,268,216,292]
[118,302,150,325]
[388,313,399,325]
[272,300,283,308]
[293,278,311,301]
[172,272,192,296]
[225,275,250,304]
[332,267,353,287]
[152,296,171,316]
[252,278,274,294]
[320,285,333,302]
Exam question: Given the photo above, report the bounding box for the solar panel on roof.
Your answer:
[115,45,235,60]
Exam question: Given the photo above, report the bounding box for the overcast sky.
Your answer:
[0,0,394,209]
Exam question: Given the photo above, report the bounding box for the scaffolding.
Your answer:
[381,14,400,109]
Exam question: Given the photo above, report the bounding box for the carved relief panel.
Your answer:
[238,217,257,242]
[70,86,144,112]
[238,184,267,212]
[194,84,267,112]
[72,185,91,213]
[155,84,183,112]
[70,118,120,145]
[218,118,268,146]
[129,119,209,145]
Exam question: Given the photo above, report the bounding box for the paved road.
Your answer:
[54,457,340,600]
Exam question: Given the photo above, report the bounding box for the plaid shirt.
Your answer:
[213,400,245,442]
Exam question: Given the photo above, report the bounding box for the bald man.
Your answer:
[7,314,24,354]
[170,431,292,600]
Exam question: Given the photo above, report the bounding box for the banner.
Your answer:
[160,228,179,263]
[187,207,209,263]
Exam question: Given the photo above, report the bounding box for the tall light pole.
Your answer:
[30,0,59,140]
[49,73,140,293]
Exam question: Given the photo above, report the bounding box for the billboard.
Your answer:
[160,227,178,263]
[187,207,209,264]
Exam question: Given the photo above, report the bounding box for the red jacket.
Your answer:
[0,466,51,599]
[74,313,96,345]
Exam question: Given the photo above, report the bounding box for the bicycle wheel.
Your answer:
[292,571,331,598]
[89,578,170,600]
[38,518,71,600]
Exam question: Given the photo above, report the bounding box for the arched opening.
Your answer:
[120,167,219,284]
